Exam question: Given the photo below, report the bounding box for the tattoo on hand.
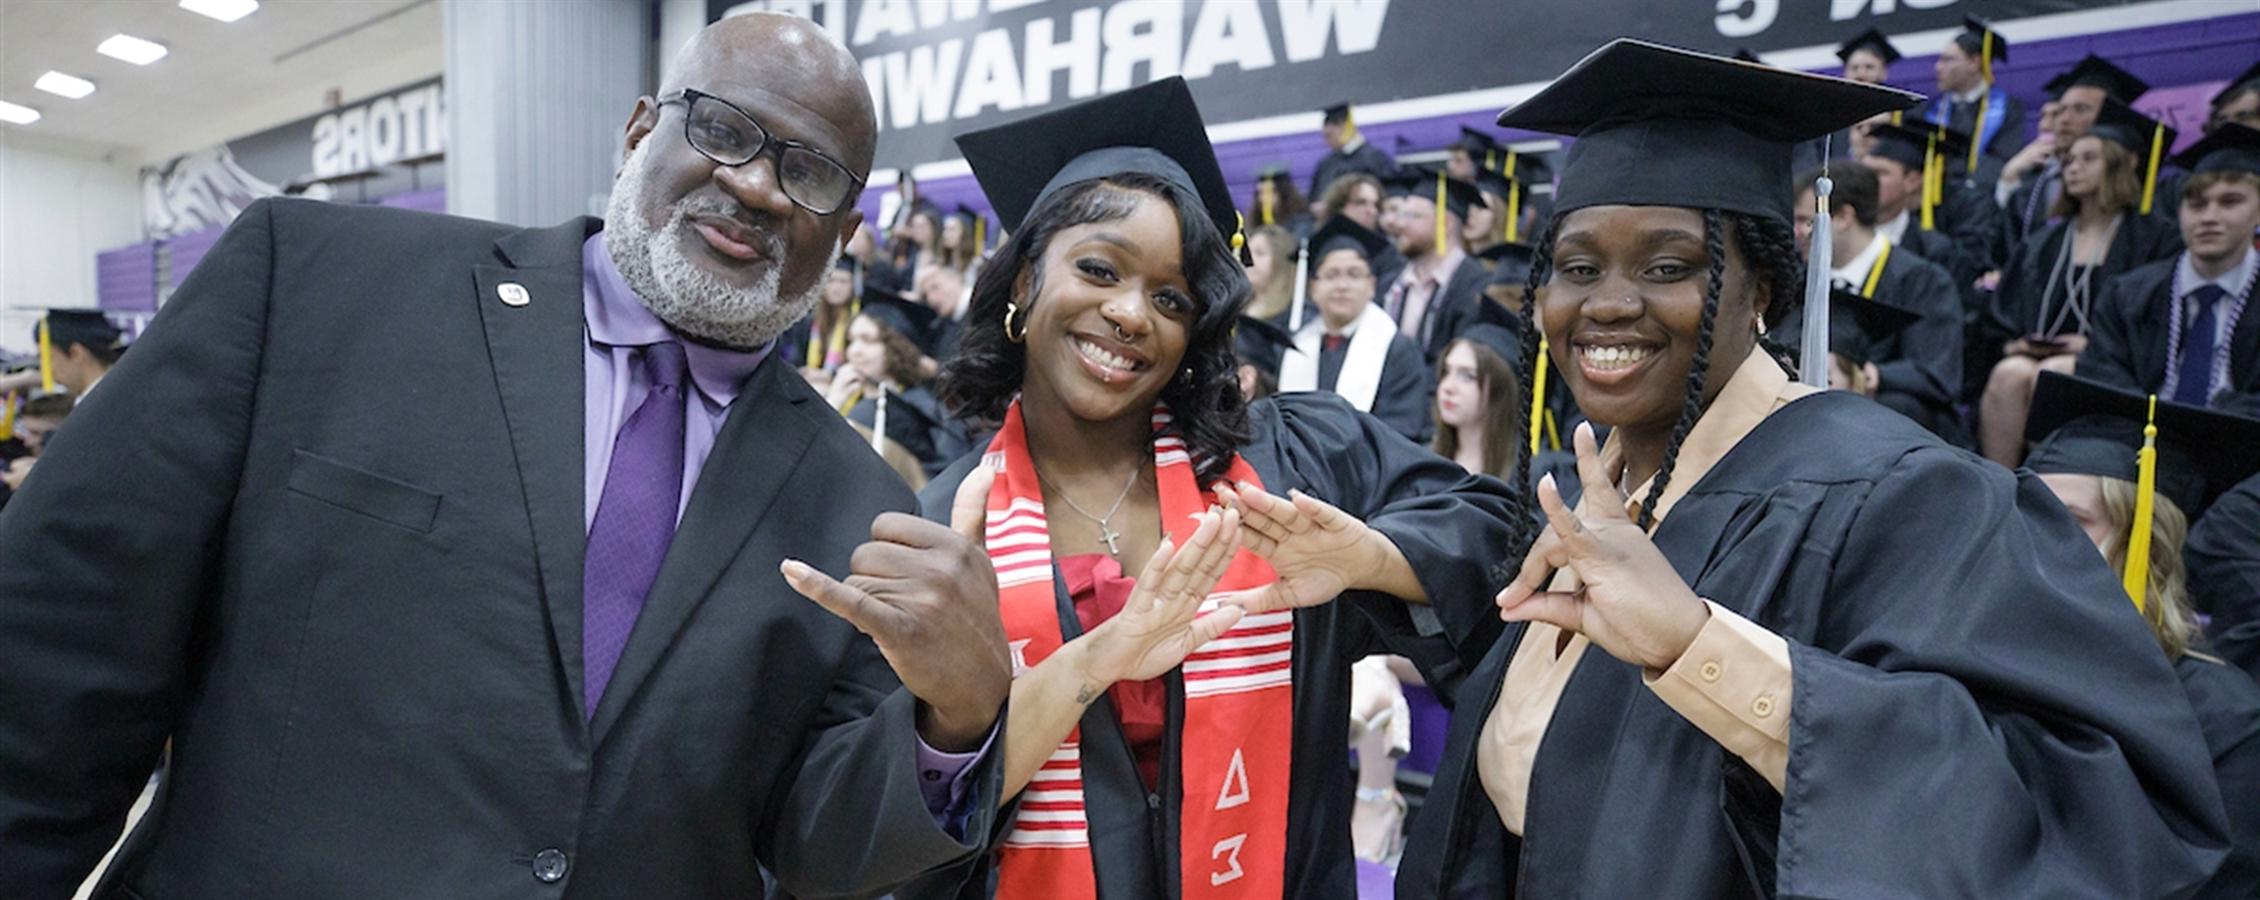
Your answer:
[1075,683,1101,705]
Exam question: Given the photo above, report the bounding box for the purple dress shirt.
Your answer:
[580,232,988,826]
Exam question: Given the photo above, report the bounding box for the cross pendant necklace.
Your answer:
[1035,452,1148,559]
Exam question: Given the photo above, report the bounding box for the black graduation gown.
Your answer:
[2220,621,2260,685]
[1308,141,1398,203]
[913,393,1516,900]
[2076,257,2260,409]
[2176,653,2260,900]
[844,383,967,477]
[1316,330,1435,444]
[1915,92,2028,180]
[1392,259,1503,366]
[2190,472,2260,637]
[1863,247,1965,431]
[1396,391,2230,899]
[1900,176,2001,285]
[1984,213,2184,351]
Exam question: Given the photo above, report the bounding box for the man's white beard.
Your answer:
[603,144,837,349]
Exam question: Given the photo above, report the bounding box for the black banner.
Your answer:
[709,0,2140,170]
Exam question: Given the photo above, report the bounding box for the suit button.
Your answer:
[532,848,570,883]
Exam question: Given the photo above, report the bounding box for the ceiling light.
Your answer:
[0,101,41,125]
[97,34,169,65]
[179,0,259,22]
[34,71,96,99]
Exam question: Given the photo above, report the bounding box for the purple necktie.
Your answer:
[583,340,689,717]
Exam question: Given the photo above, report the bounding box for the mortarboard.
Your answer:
[953,203,990,257]
[2211,60,2260,109]
[2027,372,2260,521]
[859,283,940,348]
[2089,98,2178,215]
[1824,283,1924,369]
[1835,28,1903,67]
[1306,214,1393,268]
[1952,16,2009,66]
[956,76,1243,258]
[1455,127,1500,159]
[2169,123,2260,177]
[1471,167,1514,202]
[1495,39,1918,230]
[1456,322,1526,372]
[35,309,123,354]
[1233,314,1298,374]
[1865,121,1971,232]
[1479,241,1538,292]
[1497,39,1919,405]
[1323,102,1355,125]
[2043,54,2150,103]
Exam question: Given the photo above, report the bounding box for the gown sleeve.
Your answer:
[1874,258,1962,406]
[2189,474,2260,639]
[1251,393,1517,680]
[1768,445,2231,899]
[1367,337,1438,445]
[2175,655,2260,900]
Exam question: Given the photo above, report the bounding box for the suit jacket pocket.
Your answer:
[287,448,441,534]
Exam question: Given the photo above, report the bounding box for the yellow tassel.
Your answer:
[805,321,822,369]
[1506,180,1523,244]
[1528,338,1551,457]
[1231,211,1247,253]
[1890,110,1903,127]
[2124,394,2159,614]
[1921,132,1940,233]
[1544,407,1561,452]
[36,317,55,394]
[1484,149,1496,172]
[1862,242,1892,297]
[1260,194,1274,227]
[2140,122,2164,216]
[1434,169,1448,253]
[1,390,14,439]
[1343,109,1358,144]
[974,217,986,257]
[835,385,862,415]
[1968,32,1993,174]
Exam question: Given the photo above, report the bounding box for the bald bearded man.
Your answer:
[0,15,1007,899]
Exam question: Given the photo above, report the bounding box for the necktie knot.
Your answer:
[2192,284,2229,306]
[643,340,688,393]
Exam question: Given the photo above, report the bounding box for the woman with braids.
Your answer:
[1330,42,2227,898]
[893,77,1516,899]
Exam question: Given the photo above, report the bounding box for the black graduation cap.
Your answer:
[955,76,1239,251]
[32,309,123,353]
[1835,27,1902,66]
[1456,322,1525,371]
[1306,214,1392,267]
[1386,164,1485,222]
[2170,123,2260,177]
[2043,54,2149,103]
[1256,164,1293,183]
[1470,167,1514,201]
[1323,102,1354,125]
[2090,99,2176,213]
[1826,283,1923,368]
[834,255,860,272]
[1495,39,1920,228]
[2026,371,2260,519]
[1233,314,1298,373]
[1456,126,1500,158]
[1952,16,2009,65]
[858,283,940,346]
[1865,121,1971,172]
[2211,60,2260,109]
[1479,241,1537,288]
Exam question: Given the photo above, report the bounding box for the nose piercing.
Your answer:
[1113,323,1131,340]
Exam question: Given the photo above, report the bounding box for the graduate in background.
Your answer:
[826,297,967,481]
[1380,40,2227,899]
[786,256,862,389]
[1309,101,1398,207]
[1249,166,1314,240]
[905,76,1516,899]
[1790,165,1966,441]
[1916,16,2023,183]
[2210,60,2260,134]
[1431,323,1525,482]
[1998,55,2151,254]
[1860,122,1996,292]
[2024,371,2260,900]
[1314,172,1404,289]
[1231,314,1296,403]
[1241,225,1301,322]
[2191,471,2260,681]
[2078,125,2260,414]
[1981,98,2185,466]
[1834,27,1899,85]
[1380,167,1503,365]
[1278,216,1436,443]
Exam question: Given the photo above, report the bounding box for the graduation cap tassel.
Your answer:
[2139,122,2165,216]
[1288,237,1309,334]
[1504,151,1522,243]
[1801,175,1834,389]
[1260,194,1275,227]
[1920,132,1941,232]
[1968,32,1994,174]
[974,217,986,258]
[1527,341,1552,457]
[2124,394,2160,614]
[1434,170,1448,254]
[0,390,13,441]
[36,317,55,394]
[872,388,889,456]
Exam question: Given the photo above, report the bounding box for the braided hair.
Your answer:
[1508,208,1806,542]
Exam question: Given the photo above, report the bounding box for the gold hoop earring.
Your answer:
[1003,302,1028,343]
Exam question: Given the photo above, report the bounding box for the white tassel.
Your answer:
[1288,237,1309,334]
[1800,174,1833,389]
[871,388,888,455]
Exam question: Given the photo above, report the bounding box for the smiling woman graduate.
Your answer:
[1382,40,2231,899]
[909,76,1518,899]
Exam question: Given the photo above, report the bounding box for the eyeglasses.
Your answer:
[658,88,864,216]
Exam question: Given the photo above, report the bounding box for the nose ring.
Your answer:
[1113,323,1131,340]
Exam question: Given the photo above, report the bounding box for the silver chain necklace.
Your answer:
[1034,454,1148,557]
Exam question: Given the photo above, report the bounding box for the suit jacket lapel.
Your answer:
[592,356,820,741]
[2232,291,2260,390]
[475,217,602,737]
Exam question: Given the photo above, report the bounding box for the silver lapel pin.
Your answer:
[498,283,531,307]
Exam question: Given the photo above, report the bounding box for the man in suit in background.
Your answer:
[0,13,1008,900]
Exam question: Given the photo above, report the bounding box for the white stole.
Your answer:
[1278,302,1395,412]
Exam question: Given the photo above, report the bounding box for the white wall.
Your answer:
[0,131,144,356]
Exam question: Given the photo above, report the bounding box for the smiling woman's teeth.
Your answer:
[1580,345,1656,371]
[1077,338,1141,372]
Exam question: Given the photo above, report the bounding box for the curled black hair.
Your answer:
[936,172,1253,483]
[1509,208,1807,542]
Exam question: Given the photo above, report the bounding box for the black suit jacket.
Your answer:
[0,199,998,899]
[2077,257,2260,410]
[1396,257,1504,366]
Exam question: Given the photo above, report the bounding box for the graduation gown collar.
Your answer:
[1606,348,1812,524]
[1280,303,1396,411]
